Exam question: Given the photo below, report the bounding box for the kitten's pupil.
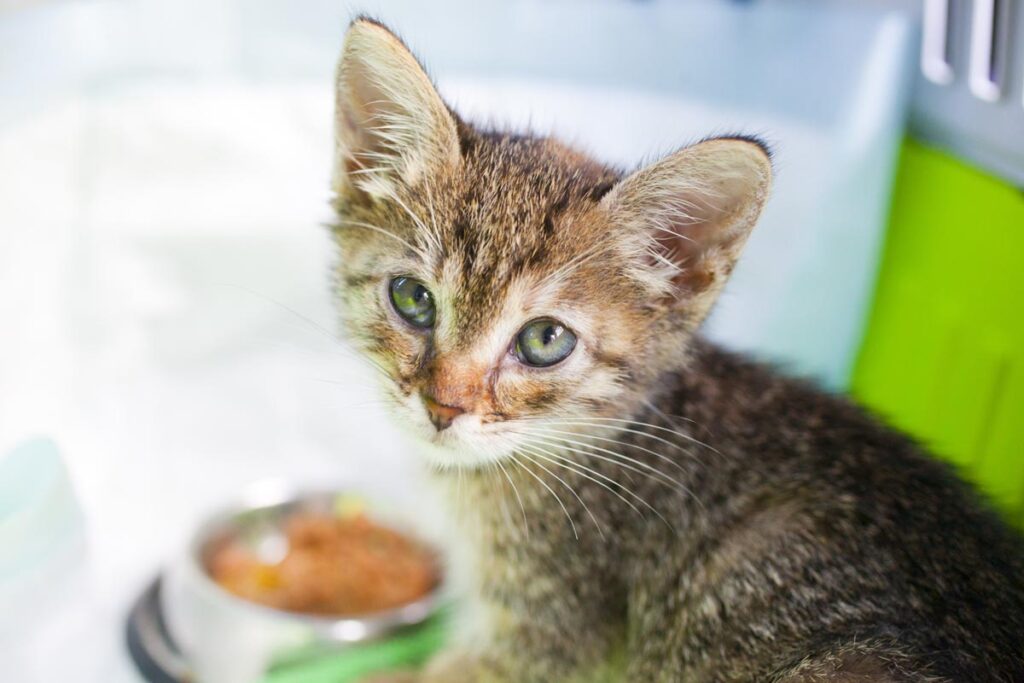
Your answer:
[542,325,560,345]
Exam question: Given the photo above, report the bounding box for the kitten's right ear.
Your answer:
[333,18,460,199]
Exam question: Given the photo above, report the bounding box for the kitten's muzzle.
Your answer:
[421,392,466,431]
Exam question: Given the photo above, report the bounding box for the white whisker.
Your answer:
[522,426,690,474]
[522,417,702,456]
[217,285,393,383]
[519,414,720,457]
[389,190,442,256]
[422,180,445,258]
[496,457,530,541]
[517,443,641,517]
[517,434,686,508]
[641,399,718,443]
[340,219,426,258]
[516,441,673,531]
[519,429,687,491]
[510,454,578,541]
[515,449,605,541]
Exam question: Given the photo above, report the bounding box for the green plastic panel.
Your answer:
[853,140,1024,524]
[263,614,448,683]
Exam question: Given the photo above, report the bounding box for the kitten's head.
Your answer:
[331,18,771,470]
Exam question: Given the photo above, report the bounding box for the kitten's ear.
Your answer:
[333,18,460,198]
[602,137,772,324]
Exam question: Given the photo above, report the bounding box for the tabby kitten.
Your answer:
[331,18,1024,683]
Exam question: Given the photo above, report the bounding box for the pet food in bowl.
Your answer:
[208,511,439,617]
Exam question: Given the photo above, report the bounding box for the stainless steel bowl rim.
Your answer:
[184,482,445,643]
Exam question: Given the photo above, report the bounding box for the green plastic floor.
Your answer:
[853,139,1024,525]
[263,614,448,683]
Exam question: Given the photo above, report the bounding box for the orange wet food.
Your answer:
[208,513,438,616]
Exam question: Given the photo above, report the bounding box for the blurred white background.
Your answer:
[0,1,915,681]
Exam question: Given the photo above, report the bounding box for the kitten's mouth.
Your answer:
[380,386,521,468]
[411,407,519,468]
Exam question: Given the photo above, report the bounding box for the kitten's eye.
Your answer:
[389,276,436,328]
[515,319,577,367]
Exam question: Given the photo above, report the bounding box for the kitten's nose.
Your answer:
[421,392,466,431]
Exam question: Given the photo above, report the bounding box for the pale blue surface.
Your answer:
[0,0,915,388]
[0,438,60,519]
[0,438,79,577]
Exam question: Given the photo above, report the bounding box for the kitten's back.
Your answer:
[657,339,1024,680]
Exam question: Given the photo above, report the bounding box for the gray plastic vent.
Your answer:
[912,0,1024,186]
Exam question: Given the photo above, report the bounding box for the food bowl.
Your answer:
[161,482,447,683]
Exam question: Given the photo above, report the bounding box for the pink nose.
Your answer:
[421,392,466,431]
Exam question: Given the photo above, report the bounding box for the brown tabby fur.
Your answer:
[330,17,1024,683]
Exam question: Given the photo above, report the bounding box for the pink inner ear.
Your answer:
[605,139,770,307]
[335,21,460,194]
[338,68,401,174]
[651,193,749,297]
[340,106,370,175]
[659,241,722,297]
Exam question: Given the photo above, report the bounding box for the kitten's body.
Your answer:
[441,341,1024,682]
[330,19,1024,682]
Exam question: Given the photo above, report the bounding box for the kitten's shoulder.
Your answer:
[676,336,1024,560]
[675,337,882,444]
[673,337,1006,530]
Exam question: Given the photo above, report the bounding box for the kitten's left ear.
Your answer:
[333,18,460,198]
[602,137,772,324]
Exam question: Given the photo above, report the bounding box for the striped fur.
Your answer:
[331,18,1024,683]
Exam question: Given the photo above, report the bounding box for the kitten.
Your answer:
[330,18,1024,683]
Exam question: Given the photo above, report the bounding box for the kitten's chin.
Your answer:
[410,428,517,472]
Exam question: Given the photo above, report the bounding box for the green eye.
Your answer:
[515,319,577,367]
[389,276,435,328]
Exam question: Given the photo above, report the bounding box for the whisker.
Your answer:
[329,396,400,410]
[495,458,530,541]
[637,401,699,425]
[214,286,395,385]
[389,191,442,256]
[486,463,516,537]
[519,419,703,463]
[517,443,641,518]
[641,398,717,443]
[517,434,683,500]
[519,415,720,456]
[541,242,609,288]
[518,430,687,491]
[516,441,673,531]
[218,284,338,340]
[521,426,690,474]
[518,432,704,514]
[515,449,605,541]
[340,219,426,258]
[422,180,445,258]
[249,343,390,385]
[457,461,465,514]
[509,454,578,541]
